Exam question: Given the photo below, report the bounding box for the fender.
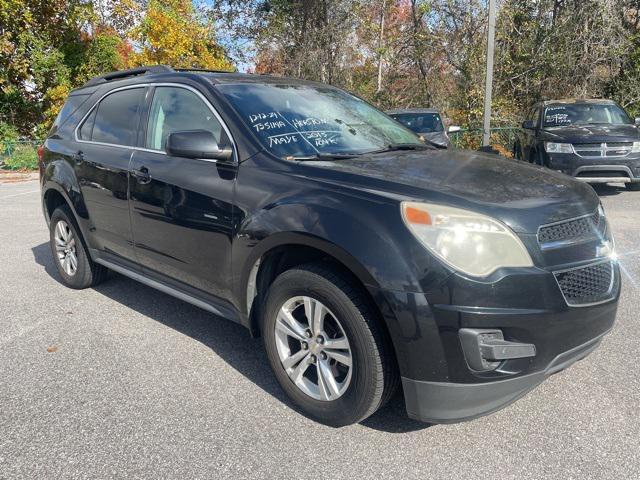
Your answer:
[232,200,448,380]
[41,153,92,242]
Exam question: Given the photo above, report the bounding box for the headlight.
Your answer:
[544,142,573,154]
[401,202,533,277]
[631,141,640,153]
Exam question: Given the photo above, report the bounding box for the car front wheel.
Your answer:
[262,263,398,426]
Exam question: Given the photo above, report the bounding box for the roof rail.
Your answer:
[83,65,175,87]
[173,68,237,74]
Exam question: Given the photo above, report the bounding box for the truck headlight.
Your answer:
[401,202,533,277]
[544,142,573,154]
[631,141,640,153]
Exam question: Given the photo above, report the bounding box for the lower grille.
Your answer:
[554,261,615,306]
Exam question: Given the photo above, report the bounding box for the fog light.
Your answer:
[459,328,536,372]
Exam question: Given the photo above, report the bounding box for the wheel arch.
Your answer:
[240,233,385,337]
[41,158,91,239]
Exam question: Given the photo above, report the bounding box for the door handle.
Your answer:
[73,151,84,165]
[131,166,151,184]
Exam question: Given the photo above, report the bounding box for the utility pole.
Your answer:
[482,0,496,147]
[376,0,387,93]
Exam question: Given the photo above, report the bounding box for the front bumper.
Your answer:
[371,260,620,424]
[402,329,608,423]
[546,152,640,183]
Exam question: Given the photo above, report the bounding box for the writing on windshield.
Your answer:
[544,104,631,127]
[248,112,342,150]
[217,83,421,158]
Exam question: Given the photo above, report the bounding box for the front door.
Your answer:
[74,86,147,262]
[128,85,237,299]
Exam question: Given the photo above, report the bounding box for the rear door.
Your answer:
[128,84,237,299]
[75,86,147,262]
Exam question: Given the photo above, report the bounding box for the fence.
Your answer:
[0,140,42,170]
[449,127,520,157]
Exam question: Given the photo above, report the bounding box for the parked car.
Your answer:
[40,67,619,426]
[514,99,640,190]
[387,108,460,148]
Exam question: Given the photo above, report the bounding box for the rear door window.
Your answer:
[80,88,145,146]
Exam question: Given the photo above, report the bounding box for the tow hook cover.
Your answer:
[459,328,536,372]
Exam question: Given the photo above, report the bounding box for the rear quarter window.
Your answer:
[49,94,90,136]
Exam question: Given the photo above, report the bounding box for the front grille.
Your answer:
[572,142,633,158]
[554,261,614,306]
[538,210,603,247]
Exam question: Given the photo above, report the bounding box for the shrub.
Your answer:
[0,122,19,153]
[3,144,39,171]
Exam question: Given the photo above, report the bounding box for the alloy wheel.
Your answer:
[54,220,78,276]
[274,296,353,401]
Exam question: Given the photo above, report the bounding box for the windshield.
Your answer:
[390,112,444,133]
[216,83,422,158]
[543,103,631,127]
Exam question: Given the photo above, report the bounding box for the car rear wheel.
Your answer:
[262,263,398,426]
[49,205,108,289]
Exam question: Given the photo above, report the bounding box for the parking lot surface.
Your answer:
[1,178,638,479]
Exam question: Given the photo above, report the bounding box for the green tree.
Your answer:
[130,0,234,70]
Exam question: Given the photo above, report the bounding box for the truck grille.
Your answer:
[554,261,615,306]
[537,209,604,248]
[572,142,633,158]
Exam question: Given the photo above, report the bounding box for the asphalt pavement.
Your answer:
[1,178,638,479]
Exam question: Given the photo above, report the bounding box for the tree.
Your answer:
[129,0,234,70]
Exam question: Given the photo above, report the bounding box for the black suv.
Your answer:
[515,99,640,190]
[40,66,619,426]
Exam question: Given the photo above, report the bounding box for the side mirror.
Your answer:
[448,125,461,133]
[165,130,233,162]
[635,117,640,126]
[521,120,535,130]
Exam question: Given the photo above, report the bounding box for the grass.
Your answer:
[1,144,39,171]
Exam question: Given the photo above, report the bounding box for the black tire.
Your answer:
[513,142,521,160]
[49,205,108,289]
[626,182,640,191]
[262,263,399,426]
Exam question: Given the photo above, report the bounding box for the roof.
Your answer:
[386,108,441,114]
[75,65,328,92]
[541,98,617,106]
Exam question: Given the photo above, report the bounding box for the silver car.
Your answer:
[387,108,460,148]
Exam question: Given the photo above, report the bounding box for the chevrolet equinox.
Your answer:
[40,66,620,426]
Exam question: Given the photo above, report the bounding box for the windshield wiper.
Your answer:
[365,143,433,155]
[286,152,360,161]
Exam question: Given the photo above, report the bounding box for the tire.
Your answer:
[262,263,399,426]
[513,142,522,160]
[626,182,640,191]
[49,205,108,289]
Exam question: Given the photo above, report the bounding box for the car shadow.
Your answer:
[31,242,430,433]
[591,184,626,197]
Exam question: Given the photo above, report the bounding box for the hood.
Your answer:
[304,149,599,234]
[542,123,640,143]
[420,131,450,148]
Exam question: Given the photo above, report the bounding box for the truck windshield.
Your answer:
[390,113,444,133]
[543,103,632,127]
[216,83,422,158]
